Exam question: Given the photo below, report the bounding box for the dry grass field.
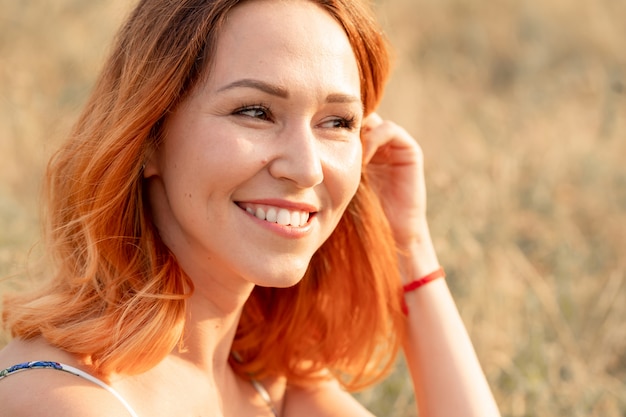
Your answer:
[1,0,625,416]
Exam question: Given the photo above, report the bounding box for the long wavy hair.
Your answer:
[3,0,405,390]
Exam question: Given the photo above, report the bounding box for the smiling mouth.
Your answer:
[236,203,313,227]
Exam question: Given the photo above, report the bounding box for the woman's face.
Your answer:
[144,0,363,289]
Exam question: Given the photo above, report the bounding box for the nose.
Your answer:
[268,123,324,188]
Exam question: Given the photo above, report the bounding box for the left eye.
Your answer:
[234,105,272,121]
[320,117,356,130]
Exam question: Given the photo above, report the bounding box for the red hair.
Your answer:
[3,0,404,390]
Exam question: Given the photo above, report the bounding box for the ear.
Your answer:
[142,148,160,178]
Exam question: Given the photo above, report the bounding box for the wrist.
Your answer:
[400,266,446,315]
[397,224,440,284]
[403,267,446,293]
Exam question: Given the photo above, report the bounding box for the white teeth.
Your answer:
[244,204,310,227]
[277,209,291,225]
[290,211,300,227]
[265,207,277,223]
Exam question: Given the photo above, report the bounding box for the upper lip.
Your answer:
[234,198,319,213]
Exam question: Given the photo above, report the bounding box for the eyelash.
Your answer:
[327,114,357,130]
[233,103,273,121]
[233,104,358,131]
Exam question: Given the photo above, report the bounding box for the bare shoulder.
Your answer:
[282,378,375,417]
[0,339,131,417]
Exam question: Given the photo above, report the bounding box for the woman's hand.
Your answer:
[360,113,429,249]
[362,114,502,417]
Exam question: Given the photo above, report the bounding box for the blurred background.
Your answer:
[1,0,625,415]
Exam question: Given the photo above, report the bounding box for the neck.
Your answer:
[172,275,255,381]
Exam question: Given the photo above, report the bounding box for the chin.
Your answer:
[248,260,310,289]
[252,271,307,289]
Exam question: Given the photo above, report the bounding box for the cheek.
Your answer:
[324,141,362,206]
[345,146,363,197]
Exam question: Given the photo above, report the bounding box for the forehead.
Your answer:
[205,0,360,96]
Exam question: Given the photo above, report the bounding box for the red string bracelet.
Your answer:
[403,267,446,293]
[401,267,446,315]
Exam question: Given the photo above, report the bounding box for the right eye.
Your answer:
[233,105,273,121]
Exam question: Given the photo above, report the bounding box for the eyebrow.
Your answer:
[216,78,361,104]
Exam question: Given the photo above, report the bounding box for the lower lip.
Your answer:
[239,206,314,239]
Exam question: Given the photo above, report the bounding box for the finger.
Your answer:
[361,117,420,166]
[361,113,389,165]
[361,112,384,133]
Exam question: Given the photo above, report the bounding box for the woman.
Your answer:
[0,0,501,415]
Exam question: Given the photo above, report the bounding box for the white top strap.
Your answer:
[0,361,139,417]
